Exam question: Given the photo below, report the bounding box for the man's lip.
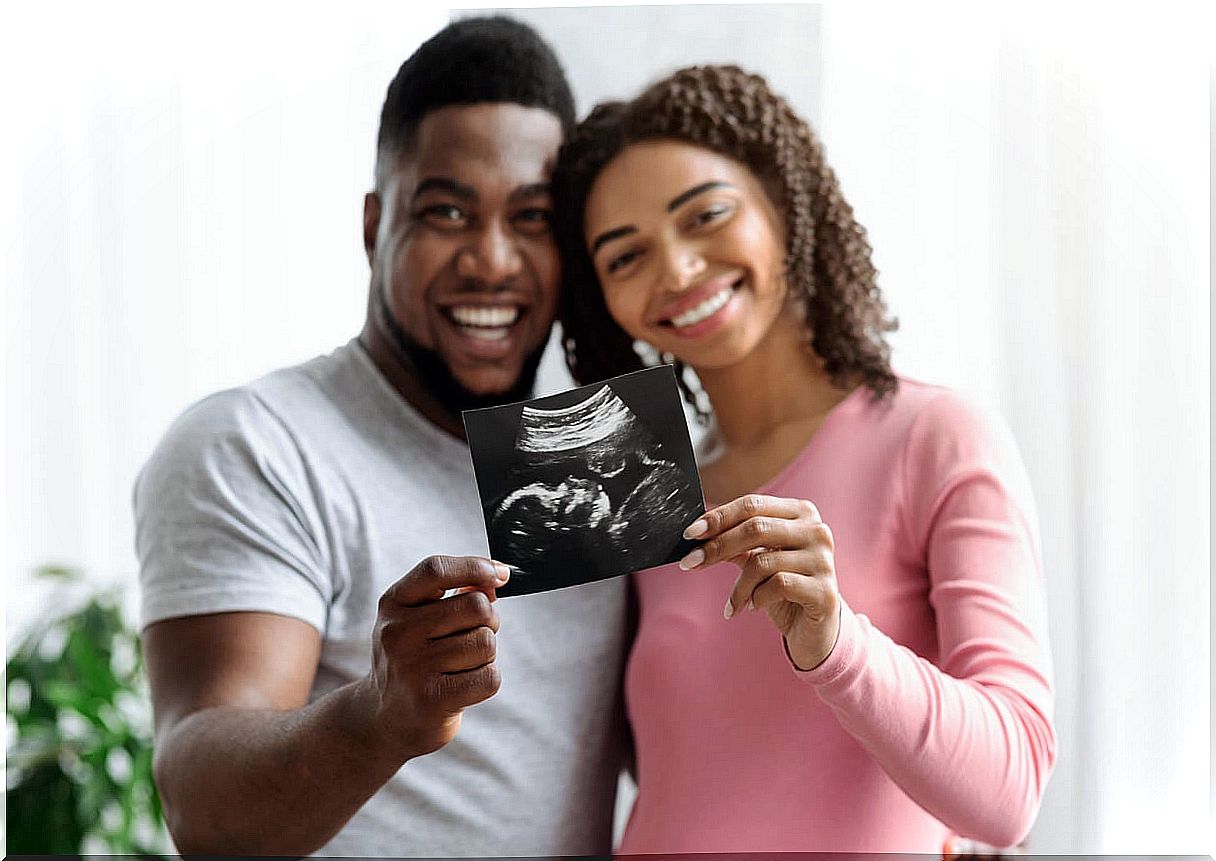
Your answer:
[438,300,531,311]
[654,272,744,324]
[438,302,531,326]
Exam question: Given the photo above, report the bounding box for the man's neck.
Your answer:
[357,320,468,441]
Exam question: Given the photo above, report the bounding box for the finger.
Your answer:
[382,556,509,608]
[682,515,820,570]
[451,584,498,603]
[683,495,820,541]
[749,565,835,618]
[413,590,500,639]
[427,625,497,674]
[724,547,833,618]
[430,662,502,711]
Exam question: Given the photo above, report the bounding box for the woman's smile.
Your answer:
[583,139,790,371]
[656,272,745,337]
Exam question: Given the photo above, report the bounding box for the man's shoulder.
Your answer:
[166,341,365,444]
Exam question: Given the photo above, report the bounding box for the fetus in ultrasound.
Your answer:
[485,383,702,587]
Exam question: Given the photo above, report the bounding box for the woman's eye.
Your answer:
[606,249,641,274]
[692,203,732,227]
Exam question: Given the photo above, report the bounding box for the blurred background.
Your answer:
[3,0,1210,854]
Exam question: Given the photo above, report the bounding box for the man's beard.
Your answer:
[378,285,547,416]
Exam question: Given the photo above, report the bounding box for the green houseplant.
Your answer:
[6,565,169,854]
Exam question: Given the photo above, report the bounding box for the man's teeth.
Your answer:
[465,327,509,341]
[450,305,520,328]
[670,285,734,328]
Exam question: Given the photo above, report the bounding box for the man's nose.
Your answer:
[456,221,523,285]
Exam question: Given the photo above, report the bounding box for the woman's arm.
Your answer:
[794,392,1056,847]
[680,392,1056,847]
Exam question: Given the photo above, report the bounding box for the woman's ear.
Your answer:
[362,192,382,265]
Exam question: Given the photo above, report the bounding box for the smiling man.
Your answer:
[133,18,631,856]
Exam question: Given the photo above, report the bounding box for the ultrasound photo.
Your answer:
[463,366,706,597]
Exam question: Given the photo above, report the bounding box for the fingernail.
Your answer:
[678,548,704,571]
[683,519,708,539]
[492,562,510,582]
[723,597,735,619]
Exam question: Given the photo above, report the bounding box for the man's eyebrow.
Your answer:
[591,225,637,255]
[412,177,476,201]
[667,180,733,212]
[510,183,551,201]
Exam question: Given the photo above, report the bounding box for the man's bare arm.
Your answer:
[145,556,510,855]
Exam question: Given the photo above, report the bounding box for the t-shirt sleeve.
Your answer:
[134,388,332,633]
[795,390,1056,848]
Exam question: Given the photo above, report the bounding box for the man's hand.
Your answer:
[362,555,510,759]
[141,554,509,854]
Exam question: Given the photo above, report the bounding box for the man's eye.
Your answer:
[606,249,641,274]
[418,204,467,226]
[514,208,553,233]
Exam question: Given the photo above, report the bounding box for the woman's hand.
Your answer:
[679,493,841,671]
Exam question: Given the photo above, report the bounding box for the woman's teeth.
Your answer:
[669,285,734,329]
[450,305,519,340]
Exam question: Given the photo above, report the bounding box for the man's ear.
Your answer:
[362,191,382,265]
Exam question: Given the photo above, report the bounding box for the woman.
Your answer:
[552,66,1056,854]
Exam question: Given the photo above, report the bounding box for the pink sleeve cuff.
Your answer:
[789,599,865,687]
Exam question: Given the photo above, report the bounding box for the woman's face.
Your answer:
[583,139,790,372]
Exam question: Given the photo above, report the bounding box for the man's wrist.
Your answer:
[343,676,407,764]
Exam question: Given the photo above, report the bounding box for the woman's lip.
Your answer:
[654,272,745,324]
[663,285,743,339]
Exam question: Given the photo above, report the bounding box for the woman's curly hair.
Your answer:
[552,64,898,418]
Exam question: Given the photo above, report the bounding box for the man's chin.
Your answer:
[376,287,548,417]
[447,373,535,411]
[412,346,547,417]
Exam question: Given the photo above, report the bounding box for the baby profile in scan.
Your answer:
[487,384,701,585]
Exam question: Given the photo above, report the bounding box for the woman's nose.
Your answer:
[661,242,707,292]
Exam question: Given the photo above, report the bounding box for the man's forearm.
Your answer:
[155,678,402,854]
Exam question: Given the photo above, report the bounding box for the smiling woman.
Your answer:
[552,64,1057,854]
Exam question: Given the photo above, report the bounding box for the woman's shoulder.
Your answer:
[845,375,1000,452]
[885,376,1034,511]
[889,376,1015,454]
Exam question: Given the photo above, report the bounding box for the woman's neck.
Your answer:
[695,310,852,451]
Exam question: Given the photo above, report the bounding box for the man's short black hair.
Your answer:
[374,15,576,189]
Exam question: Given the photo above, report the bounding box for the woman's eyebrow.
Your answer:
[590,181,734,255]
[667,180,733,212]
[591,225,637,255]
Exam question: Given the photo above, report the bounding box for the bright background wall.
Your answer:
[4,1,1211,853]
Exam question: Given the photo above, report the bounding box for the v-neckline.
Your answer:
[700,383,869,508]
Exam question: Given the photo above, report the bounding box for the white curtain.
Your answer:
[4,1,1211,853]
[4,3,450,631]
[818,3,1210,853]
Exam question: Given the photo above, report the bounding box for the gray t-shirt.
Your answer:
[134,339,632,856]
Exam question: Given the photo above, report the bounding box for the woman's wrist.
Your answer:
[783,603,843,672]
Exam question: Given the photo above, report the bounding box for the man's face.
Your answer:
[367,103,563,408]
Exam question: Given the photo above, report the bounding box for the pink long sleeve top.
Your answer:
[619,378,1056,854]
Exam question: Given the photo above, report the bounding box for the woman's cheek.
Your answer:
[604,289,645,339]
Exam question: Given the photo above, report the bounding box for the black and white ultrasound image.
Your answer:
[463,366,706,597]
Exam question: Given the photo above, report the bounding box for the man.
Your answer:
[134,17,631,855]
